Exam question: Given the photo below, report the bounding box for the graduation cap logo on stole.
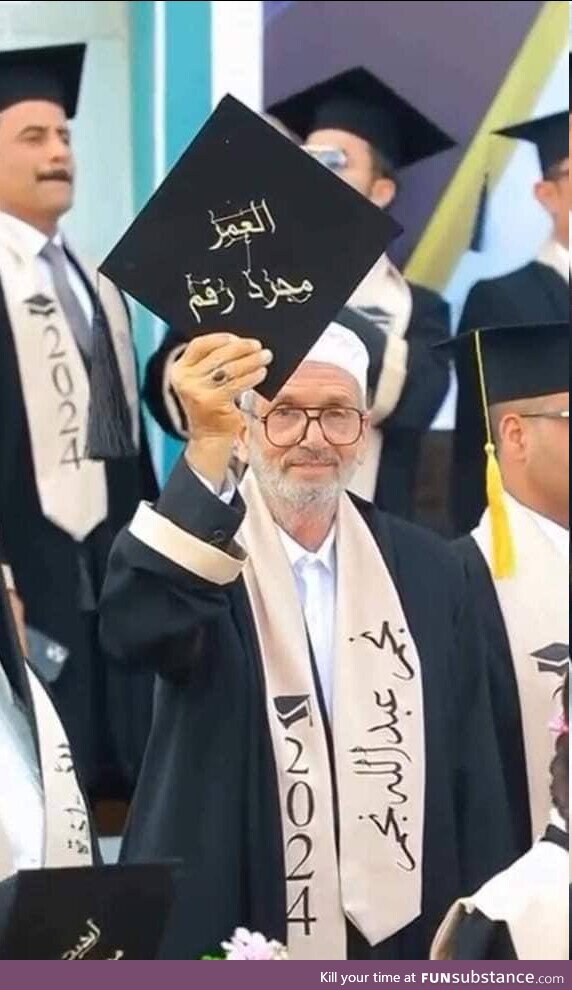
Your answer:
[274,694,313,730]
[530,643,570,677]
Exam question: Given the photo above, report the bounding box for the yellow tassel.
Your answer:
[484,441,516,579]
[474,330,516,579]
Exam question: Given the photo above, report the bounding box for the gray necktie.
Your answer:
[41,241,93,360]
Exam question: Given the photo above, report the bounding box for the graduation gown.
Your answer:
[0,548,99,878]
[431,824,569,960]
[451,261,568,534]
[142,282,450,522]
[99,459,515,960]
[0,255,158,801]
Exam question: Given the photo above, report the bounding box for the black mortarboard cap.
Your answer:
[0,864,174,960]
[444,321,570,405]
[495,109,569,176]
[0,44,86,118]
[100,94,400,400]
[268,67,456,170]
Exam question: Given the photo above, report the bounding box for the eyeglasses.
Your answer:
[520,410,569,422]
[249,406,365,447]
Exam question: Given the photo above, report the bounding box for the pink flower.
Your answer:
[221,928,288,960]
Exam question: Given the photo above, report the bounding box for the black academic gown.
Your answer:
[0,258,158,802]
[451,536,531,858]
[142,284,450,522]
[448,825,569,960]
[99,459,516,960]
[0,550,100,863]
[451,262,569,534]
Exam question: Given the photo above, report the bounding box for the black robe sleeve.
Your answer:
[450,908,517,960]
[99,457,246,679]
[451,537,532,857]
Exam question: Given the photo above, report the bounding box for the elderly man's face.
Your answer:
[241,362,369,508]
[0,100,74,229]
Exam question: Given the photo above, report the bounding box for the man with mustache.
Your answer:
[100,318,514,960]
[0,45,157,810]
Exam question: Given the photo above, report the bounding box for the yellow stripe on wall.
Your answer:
[405,0,568,291]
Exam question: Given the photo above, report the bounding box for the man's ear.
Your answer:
[533,178,557,222]
[370,176,397,209]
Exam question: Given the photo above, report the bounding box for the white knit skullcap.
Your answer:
[303,321,369,395]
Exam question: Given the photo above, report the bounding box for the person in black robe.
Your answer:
[0,534,99,879]
[0,45,157,803]
[100,324,515,960]
[452,100,570,534]
[143,67,453,523]
[431,674,568,961]
[446,322,569,857]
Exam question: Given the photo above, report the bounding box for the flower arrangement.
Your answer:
[202,927,288,960]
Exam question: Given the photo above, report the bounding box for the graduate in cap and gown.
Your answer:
[0,534,97,882]
[98,98,515,960]
[446,321,569,856]
[431,673,569,961]
[0,44,158,803]
[143,68,454,523]
[452,96,570,534]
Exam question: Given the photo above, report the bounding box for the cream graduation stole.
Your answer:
[472,495,569,838]
[239,472,425,959]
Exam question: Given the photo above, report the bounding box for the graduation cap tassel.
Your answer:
[474,331,515,579]
[469,173,489,253]
[85,289,137,461]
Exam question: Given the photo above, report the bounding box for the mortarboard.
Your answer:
[495,109,569,177]
[99,94,400,405]
[0,44,86,118]
[531,643,570,677]
[440,322,569,578]
[469,56,569,252]
[0,863,174,959]
[267,67,456,171]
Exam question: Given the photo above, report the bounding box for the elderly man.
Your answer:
[100,318,513,960]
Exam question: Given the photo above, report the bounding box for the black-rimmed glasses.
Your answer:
[248,406,365,447]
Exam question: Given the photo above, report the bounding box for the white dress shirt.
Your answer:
[537,237,569,284]
[276,526,337,718]
[0,211,93,324]
[0,661,44,872]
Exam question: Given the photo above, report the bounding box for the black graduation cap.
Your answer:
[449,321,570,405]
[0,44,86,118]
[267,67,456,170]
[495,109,569,176]
[0,864,174,960]
[530,643,570,676]
[100,94,400,401]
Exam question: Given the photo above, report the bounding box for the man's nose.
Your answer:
[300,417,328,447]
